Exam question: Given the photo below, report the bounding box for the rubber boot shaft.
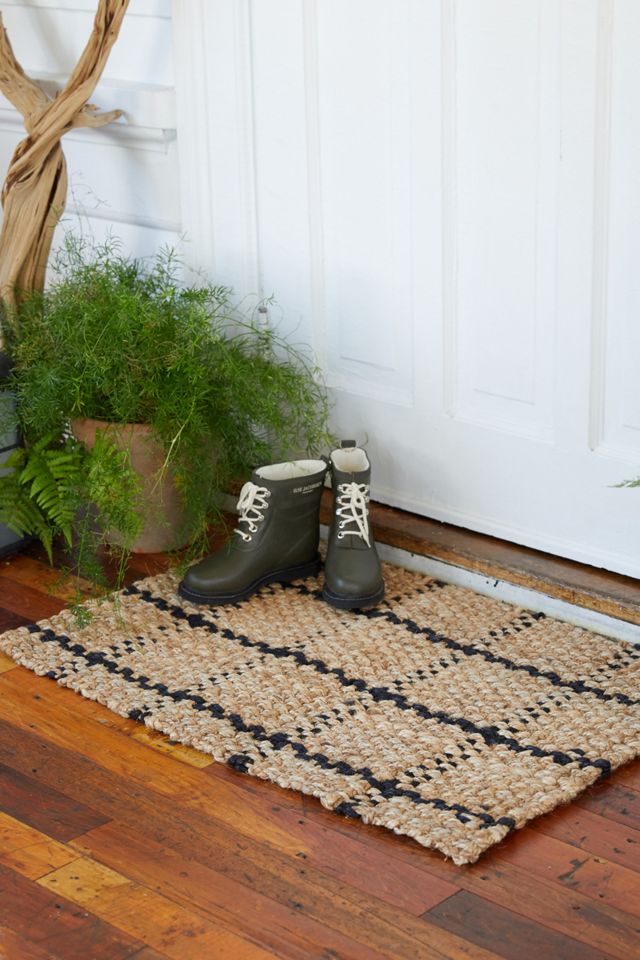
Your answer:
[323,442,384,609]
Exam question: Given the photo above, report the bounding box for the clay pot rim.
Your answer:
[71,416,153,435]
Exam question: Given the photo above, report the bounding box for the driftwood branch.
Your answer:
[0,25,49,126]
[0,0,130,347]
[72,105,123,129]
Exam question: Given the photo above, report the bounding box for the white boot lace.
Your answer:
[234,481,271,542]
[336,482,371,547]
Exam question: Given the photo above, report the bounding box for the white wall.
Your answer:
[0,0,180,259]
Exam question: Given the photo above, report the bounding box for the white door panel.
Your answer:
[173,0,640,577]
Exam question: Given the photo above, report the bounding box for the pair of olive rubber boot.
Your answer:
[178,442,384,609]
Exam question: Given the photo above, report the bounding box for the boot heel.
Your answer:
[322,583,385,610]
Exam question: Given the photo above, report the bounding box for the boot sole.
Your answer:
[178,555,322,606]
[322,583,385,610]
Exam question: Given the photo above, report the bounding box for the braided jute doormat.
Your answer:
[1,562,639,865]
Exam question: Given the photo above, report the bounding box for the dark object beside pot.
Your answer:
[0,350,32,558]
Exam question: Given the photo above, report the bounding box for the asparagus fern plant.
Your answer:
[0,233,331,587]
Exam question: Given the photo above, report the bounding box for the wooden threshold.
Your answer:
[321,492,640,628]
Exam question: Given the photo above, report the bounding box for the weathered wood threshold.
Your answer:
[320,493,640,629]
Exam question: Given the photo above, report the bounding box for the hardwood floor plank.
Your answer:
[608,762,640,792]
[441,889,619,960]
[0,925,70,960]
[576,782,640,833]
[490,828,640,918]
[0,607,31,633]
[0,577,63,621]
[0,556,91,603]
[0,761,110,842]
[70,770,492,960]
[0,862,146,960]
[425,890,614,960]
[70,821,402,960]
[125,950,171,960]
[38,857,319,960]
[532,805,640,874]
[0,811,79,879]
[0,649,17,672]
[201,774,460,912]
[0,715,98,785]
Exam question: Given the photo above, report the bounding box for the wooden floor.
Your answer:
[0,545,639,960]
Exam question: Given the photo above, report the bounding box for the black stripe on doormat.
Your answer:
[128,585,613,778]
[25,621,514,833]
[288,581,640,709]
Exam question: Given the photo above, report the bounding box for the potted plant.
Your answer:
[0,234,330,582]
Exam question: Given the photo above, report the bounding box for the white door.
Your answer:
[173,0,640,578]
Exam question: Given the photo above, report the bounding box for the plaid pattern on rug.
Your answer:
[1,564,638,864]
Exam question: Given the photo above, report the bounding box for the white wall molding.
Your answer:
[441,0,459,417]
[171,0,259,292]
[301,0,327,370]
[589,0,615,452]
[0,0,170,17]
[0,73,176,151]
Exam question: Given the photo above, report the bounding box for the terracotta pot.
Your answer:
[71,418,190,554]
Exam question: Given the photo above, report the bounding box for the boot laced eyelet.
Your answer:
[332,481,371,547]
[234,482,270,542]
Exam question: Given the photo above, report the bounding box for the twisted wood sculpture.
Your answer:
[0,0,130,348]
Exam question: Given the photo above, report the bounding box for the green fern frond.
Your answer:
[0,435,84,560]
[0,467,54,561]
[17,436,83,548]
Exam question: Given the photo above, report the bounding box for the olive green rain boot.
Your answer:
[178,458,328,605]
[323,441,385,609]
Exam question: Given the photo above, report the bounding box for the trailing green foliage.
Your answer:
[614,477,640,489]
[2,233,331,584]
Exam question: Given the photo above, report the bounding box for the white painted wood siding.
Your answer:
[0,0,178,256]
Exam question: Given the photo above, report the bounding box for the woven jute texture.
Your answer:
[1,564,639,864]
